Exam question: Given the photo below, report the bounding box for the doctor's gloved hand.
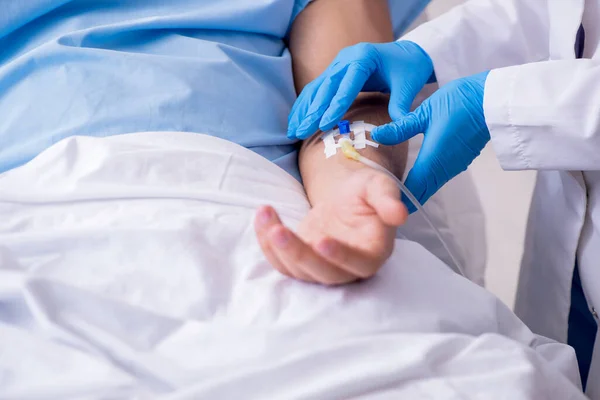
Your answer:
[373,71,491,212]
[287,40,434,140]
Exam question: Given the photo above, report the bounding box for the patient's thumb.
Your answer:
[367,176,407,226]
[371,112,425,146]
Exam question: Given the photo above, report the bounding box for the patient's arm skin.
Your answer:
[255,0,409,284]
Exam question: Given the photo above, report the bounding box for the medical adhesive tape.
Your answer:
[321,121,379,158]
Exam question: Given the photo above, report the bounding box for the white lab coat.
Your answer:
[403,0,600,396]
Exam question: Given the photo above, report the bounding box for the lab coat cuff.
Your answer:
[401,24,462,86]
[484,67,530,171]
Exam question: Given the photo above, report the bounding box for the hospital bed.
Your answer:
[0,0,581,398]
[0,132,584,398]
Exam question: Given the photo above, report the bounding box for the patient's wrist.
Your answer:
[344,93,393,121]
[307,93,408,177]
[301,129,406,205]
[344,93,408,175]
[298,92,408,206]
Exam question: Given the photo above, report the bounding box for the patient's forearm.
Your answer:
[289,0,394,91]
[289,0,408,204]
[299,94,407,204]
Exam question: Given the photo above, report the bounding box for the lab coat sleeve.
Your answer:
[401,0,552,86]
[485,59,600,171]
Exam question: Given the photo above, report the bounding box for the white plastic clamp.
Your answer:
[322,121,379,158]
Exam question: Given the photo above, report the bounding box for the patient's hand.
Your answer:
[254,169,407,285]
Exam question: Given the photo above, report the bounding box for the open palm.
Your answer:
[255,170,407,285]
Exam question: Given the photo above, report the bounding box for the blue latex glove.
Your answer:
[287,41,434,140]
[372,71,491,212]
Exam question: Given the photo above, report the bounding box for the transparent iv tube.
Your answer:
[338,138,466,277]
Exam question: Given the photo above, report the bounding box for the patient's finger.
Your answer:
[254,206,313,282]
[314,237,389,280]
[267,225,358,285]
[366,174,408,226]
[261,241,293,279]
[254,206,295,278]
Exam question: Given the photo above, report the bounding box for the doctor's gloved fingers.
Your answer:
[387,79,426,121]
[288,75,327,139]
[402,162,450,213]
[401,192,418,214]
[294,70,351,140]
[371,111,426,145]
[365,174,407,226]
[268,226,360,285]
[318,65,371,131]
[315,237,390,280]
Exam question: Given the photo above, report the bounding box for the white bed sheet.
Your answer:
[0,132,584,399]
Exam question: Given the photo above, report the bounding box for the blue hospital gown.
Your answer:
[0,0,430,180]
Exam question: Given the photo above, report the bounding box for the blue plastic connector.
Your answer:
[338,120,351,135]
